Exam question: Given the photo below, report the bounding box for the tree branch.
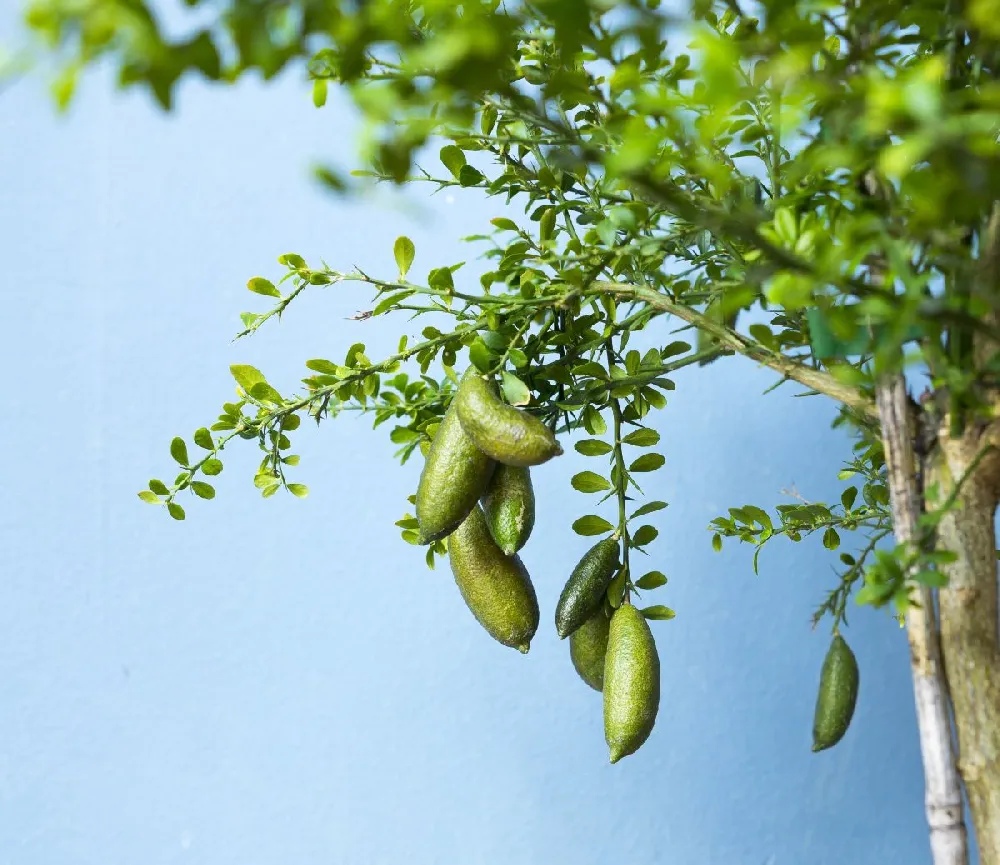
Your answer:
[591,281,878,420]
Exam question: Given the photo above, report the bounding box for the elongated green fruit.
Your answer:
[481,464,535,555]
[448,505,539,653]
[415,377,495,544]
[555,537,621,639]
[454,372,562,467]
[812,634,859,752]
[604,603,660,763]
[570,609,611,691]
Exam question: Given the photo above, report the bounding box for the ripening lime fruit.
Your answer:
[448,505,539,653]
[415,373,495,544]
[604,603,660,763]
[812,634,859,752]
[454,371,562,467]
[570,608,611,691]
[481,464,535,555]
[555,537,621,639]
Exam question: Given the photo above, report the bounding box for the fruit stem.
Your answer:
[605,340,631,603]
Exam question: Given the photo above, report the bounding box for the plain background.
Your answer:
[0,9,958,865]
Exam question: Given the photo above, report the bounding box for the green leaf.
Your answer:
[193,428,213,450]
[640,604,676,621]
[148,479,169,495]
[249,381,283,404]
[287,483,309,498]
[539,207,556,242]
[572,515,615,536]
[170,437,189,466]
[137,490,161,504]
[191,481,215,499]
[629,453,665,472]
[458,164,484,186]
[712,533,723,552]
[312,78,328,108]
[841,486,858,510]
[491,217,519,231]
[247,277,280,298]
[607,569,627,608]
[468,339,494,372]
[774,207,798,244]
[394,236,415,278]
[635,570,667,590]
[481,105,498,135]
[202,459,224,476]
[439,144,466,177]
[501,371,531,406]
[631,524,658,547]
[583,405,607,436]
[230,364,266,392]
[306,358,340,375]
[823,527,841,550]
[167,502,185,521]
[572,471,612,493]
[575,439,612,456]
[631,500,667,518]
[622,428,660,447]
[254,472,278,489]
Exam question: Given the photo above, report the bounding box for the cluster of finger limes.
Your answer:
[414,369,858,760]
[414,368,661,761]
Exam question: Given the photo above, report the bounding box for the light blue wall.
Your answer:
[0,38,947,865]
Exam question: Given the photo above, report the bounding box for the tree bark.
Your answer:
[876,375,970,864]
[929,421,1000,865]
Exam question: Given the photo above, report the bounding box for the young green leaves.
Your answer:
[812,634,860,752]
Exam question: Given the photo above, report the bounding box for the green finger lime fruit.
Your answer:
[481,464,535,555]
[570,608,611,691]
[448,505,539,653]
[812,634,859,752]
[555,537,621,639]
[604,603,660,763]
[454,371,562,467]
[415,374,495,544]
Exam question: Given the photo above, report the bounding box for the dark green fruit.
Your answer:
[812,634,859,752]
[555,537,621,639]
[570,608,611,691]
[415,378,495,544]
[454,371,562,467]
[481,464,535,555]
[448,505,539,653]
[604,603,660,763]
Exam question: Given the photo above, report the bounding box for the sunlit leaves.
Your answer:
[621,428,659,447]
[572,471,611,493]
[635,570,667,590]
[572,515,615,535]
[394,236,415,278]
[629,453,665,473]
[170,437,189,466]
[247,277,280,298]
[575,439,612,456]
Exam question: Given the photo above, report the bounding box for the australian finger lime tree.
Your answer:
[25,0,1000,861]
